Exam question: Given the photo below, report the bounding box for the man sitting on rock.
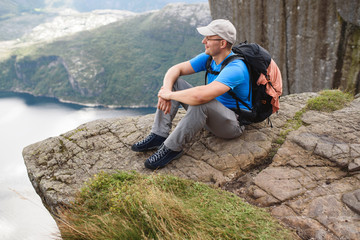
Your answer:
[131,19,251,169]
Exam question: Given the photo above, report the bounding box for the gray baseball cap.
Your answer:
[197,19,236,44]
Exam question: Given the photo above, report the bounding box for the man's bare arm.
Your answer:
[158,81,230,106]
[162,61,196,90]
[158,61,196,114]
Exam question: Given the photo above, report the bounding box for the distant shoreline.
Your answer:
[0,90,157,110]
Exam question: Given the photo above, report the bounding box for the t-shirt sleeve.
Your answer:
[189,52,210,73]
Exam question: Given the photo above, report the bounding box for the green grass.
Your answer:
[276,89,354,144]
[306,89,354,112]
[57,171,296,240]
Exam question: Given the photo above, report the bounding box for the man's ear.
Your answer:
[220,40,227,49]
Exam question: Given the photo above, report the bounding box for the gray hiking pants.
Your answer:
[151,78,245,151]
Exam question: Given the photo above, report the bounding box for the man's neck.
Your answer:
[212,49,232,65]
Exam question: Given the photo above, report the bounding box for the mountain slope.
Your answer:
[0,0,208,16]
[0,3,211,107]
[73,0,208,12]
[0,0,44,17]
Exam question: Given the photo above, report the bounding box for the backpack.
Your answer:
[205,41,283,125]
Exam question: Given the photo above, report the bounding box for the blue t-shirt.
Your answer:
[189,52,251,109]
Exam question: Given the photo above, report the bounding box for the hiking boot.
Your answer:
[131,133,166,152]
[144,144,183,169]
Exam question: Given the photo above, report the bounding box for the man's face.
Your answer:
[202,35,224,56]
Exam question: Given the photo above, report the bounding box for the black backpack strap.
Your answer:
[220,55,244,71]
[205,55,244,85]
[205,54,252,112]
[228,89,251,110]
[205,56,219,85]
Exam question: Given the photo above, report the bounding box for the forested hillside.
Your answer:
[0,0,207,15]
[72,0,207,12]
[0,3,211,107]
[0,0,207,41]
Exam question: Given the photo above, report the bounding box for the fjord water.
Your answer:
[0,92,155,240]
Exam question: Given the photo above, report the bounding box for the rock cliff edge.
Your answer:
[23,93,360,240]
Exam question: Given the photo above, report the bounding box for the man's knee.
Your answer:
[186,103,209,117]
[173,78,193,91]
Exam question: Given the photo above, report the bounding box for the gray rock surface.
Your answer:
[23,93,360,239]
[343,189,360,215]
[235,97,360,240]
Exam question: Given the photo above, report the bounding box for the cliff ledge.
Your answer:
[23,93,360,240]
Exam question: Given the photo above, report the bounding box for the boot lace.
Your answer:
[136,133,155,146]
[148,146,169,163]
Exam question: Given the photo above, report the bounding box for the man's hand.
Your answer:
[158,87,172,100]
[156,61,195,114]
[157,96,172,114]
[157,87,172,114]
